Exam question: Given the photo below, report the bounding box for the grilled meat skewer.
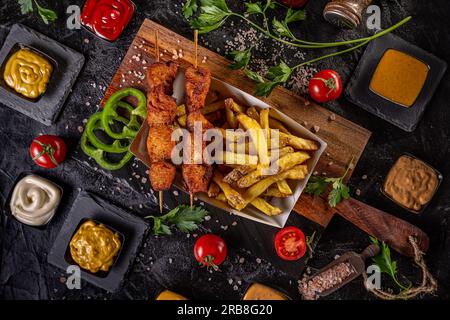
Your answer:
[146,61,179,193]
[182,66,213,196]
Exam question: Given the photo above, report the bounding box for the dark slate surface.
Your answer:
[0,0,449,300]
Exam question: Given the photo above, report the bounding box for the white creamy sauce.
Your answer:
[10,175,61,226]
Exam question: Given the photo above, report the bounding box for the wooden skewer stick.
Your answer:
[155,29,164,214]
[189,29,199,209]
[194,29,198,69]
[159,191,164,213]
[155,29,160,62]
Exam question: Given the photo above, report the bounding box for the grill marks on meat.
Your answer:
[182,66,213,194]
[146,61,179,192]
[185,66,211,113]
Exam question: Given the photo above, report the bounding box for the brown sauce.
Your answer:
[383,155,439,213]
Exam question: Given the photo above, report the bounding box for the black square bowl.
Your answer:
[47,191,149,292]
[0,24,85,126]
[346,33,447,132]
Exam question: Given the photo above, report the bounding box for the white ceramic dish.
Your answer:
[130,71,327,228]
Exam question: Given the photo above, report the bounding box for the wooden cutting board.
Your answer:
[101,19,372,228]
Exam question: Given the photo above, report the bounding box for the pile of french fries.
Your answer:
[176,93,319,217]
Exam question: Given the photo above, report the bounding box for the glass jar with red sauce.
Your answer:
[80,0,135,42]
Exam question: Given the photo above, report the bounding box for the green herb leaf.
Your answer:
[244,69,265,83]
[255,81,279,97]
[182,0,198,19]
[272,18,293,38]
[34,1,57,24]
[18,0,33,14]
[284,8,306,24]
[263,0,275,12]
[245,2,263,15]
[145,205,208,235]
[266,60,292,82]
[190,0,231,33]
[305,176,329,197]
[228,47,252,70]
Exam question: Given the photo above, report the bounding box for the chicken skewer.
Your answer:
[147,30,179,213]
[182,29,213,207]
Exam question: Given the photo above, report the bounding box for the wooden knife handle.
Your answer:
[335,198,429,257]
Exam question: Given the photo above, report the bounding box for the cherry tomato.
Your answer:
[30,135,67,169]
[308,70,343,103]
[278,0,309,8]
[274,226,306,261]
[194,234,227,270]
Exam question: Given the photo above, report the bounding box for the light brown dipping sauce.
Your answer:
[370,49,429,107]
[383,155,439,213]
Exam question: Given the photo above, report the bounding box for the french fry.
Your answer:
[264,187,291,197]
[236,114,270,166]
[223,165,255,185]
[269,117,291,134]
[203,100,225,114]
[246,106,260,122]
[216,192,227,202]
[276,180,292,195]
[225,98,245,113]
[213,172,246,209]
[268,146,294,158]
[218,151,259,166]
[178,115,186,127]
[237,152,310,188]
[250,198,282,216]
[222,146,295,185]
[176,104,186,117]
[260,108,270,146]
[277,131,319,151]
[225,104,238,128]
[235,165,308,210]
[208,181,221,198]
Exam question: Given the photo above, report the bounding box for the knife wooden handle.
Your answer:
[335,197,429,257]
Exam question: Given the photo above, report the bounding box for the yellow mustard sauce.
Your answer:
[370,49,429,107]
[70,220,121,273]
[383,155,439,213]
[3,48,53,99]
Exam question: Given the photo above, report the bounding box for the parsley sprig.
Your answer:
[305,157,353,207]
[145,205,209,235]
[182,0,411,96]
[18,0,58,24]
[370,237,412,293]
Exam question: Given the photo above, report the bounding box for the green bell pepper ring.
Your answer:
[85,112,131,153]
[81,131,134,171]
[102,88,146,140]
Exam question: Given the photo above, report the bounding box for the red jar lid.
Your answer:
[81,0,135,42]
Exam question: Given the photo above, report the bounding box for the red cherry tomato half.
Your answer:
[274,226,306,261]
[194,234,227,270]
[30,135,67,169]
[308,69,343,103]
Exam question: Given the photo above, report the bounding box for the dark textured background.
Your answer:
[0,0,449,300]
